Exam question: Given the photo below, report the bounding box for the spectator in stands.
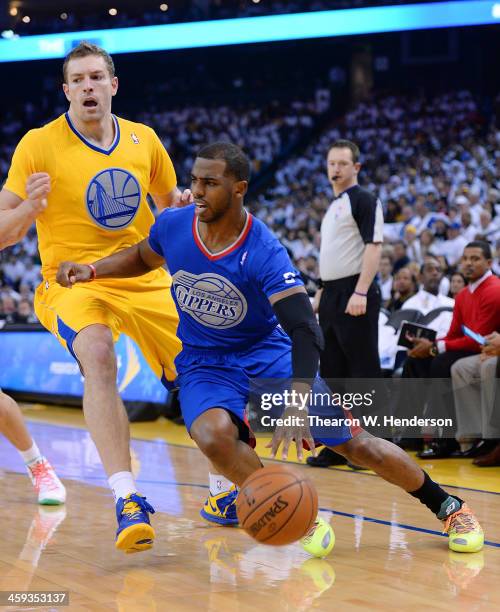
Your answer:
[2,254,25,288]
[403,241,500,459]
[460,210,478,242]
[22,260,42,290]
[451,331,500,465]
[448,272,466,299]
[435,255,451,295]
[392,241,410,274]
[403,225,421,264]
[409,199,436,235]
[436,222,468,268]
[0,294,17,323]
[477,210,495,241]
[296,256,318,296]
[418,229,437,264]
[386,267,417,312]
[12,299,37,325]
[402,257,454,315]
[400,258,455,351]
[384,200,400,223]
[377,254,393,305]
[432,218,449,246]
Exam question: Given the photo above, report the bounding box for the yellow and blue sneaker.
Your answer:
[440,499,484,553]
[200,486,239,526]
[115,493,156,554]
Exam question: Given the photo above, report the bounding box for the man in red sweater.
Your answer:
[402,241,500,458]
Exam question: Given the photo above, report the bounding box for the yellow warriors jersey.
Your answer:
[4,113,176,280]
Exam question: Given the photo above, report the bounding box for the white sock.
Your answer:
[19,441,43,465]
[209,472,234,496]
[108,471,137,501]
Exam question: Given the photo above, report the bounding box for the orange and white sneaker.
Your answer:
[442,503,484,553]
[27,458,66,506]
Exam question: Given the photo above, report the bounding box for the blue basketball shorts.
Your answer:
[175,327,361,448]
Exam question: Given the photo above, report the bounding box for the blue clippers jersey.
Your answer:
[148,205,303,351]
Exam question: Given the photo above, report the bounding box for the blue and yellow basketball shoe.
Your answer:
[115,493,156,554]
[200,486,239,526]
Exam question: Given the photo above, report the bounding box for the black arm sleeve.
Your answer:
[272,292,325,380]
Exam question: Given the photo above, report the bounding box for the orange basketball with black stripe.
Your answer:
[236,465,318,545]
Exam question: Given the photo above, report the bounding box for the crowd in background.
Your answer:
[253,90,500,297]
[5,1,453,36]
[1,87,500,356]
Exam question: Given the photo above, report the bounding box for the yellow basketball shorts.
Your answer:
[34,269,181,387]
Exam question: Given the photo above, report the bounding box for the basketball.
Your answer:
[236,465,318,545]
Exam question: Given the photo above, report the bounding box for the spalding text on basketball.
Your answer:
[249,496,289,536]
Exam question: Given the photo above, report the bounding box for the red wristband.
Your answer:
[354,290,367,297]
[87,264,97,281]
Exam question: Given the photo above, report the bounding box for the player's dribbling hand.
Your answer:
[26,173,50,213]
[56,262,93,288]
[266,406,317,461]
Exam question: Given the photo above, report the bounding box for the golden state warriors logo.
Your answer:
[86,168,141,229]
[173,271,247,329]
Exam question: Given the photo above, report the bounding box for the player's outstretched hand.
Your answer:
[26,173,50,214]
[56,262,93,288]
[266,406,317,461]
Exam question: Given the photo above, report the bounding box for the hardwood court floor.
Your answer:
[0,404,498,611]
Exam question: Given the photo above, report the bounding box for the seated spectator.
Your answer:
[386,267,417,312]
[433,222,468,268]
[0,294,17,323]
[451,331,500,466]
[448,272,466,299]
[22,260,42,290]
[392,241,410,273]
[17,282,34,303]
[377,254,393,305]
[418,229,437,264]
[476,210,496,241]
[2,254,25,288]
[435,255,451,295]
[384,199,401,223]
[409,199,436,235]
[460,210,478,242]
[296,257,318,296]
[432,218,449,245]
[403,225,421,264]
[402,241,500,458]
[402,257,454,335]
[11,299,37,325]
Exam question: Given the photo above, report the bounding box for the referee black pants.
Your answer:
[318,276,381,380]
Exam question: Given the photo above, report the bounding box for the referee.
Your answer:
[308,139,384,467]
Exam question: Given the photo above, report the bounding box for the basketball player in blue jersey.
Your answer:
[56,143,483,553]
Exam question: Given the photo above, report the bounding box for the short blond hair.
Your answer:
[63,41,115,83]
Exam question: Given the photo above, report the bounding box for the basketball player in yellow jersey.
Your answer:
[0,42,187,554]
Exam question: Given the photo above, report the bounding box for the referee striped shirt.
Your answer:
[319,184,384,281]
